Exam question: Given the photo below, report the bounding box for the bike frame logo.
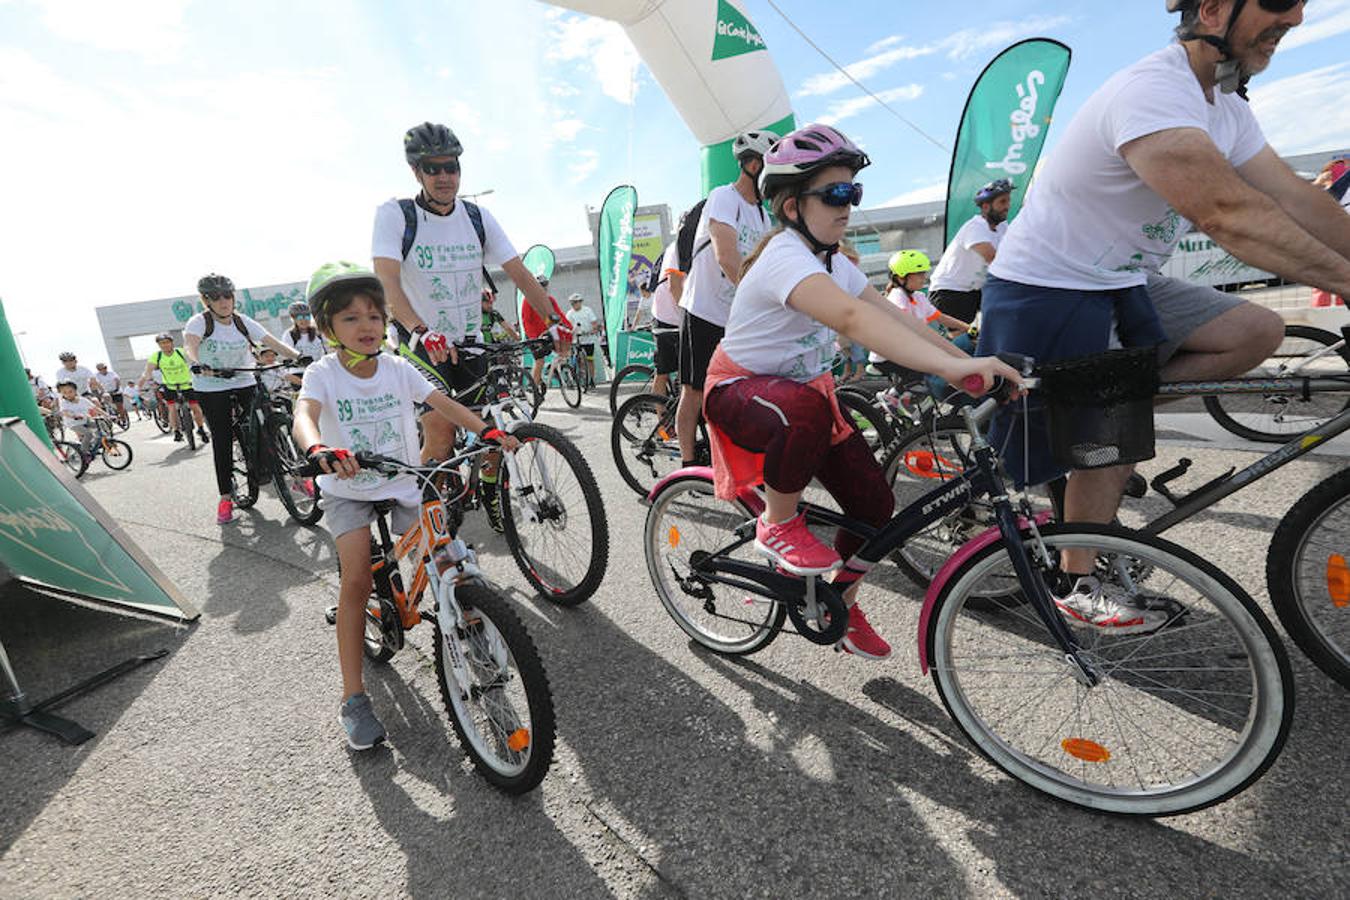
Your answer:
[986,70,1047,177]
[712,0,766,61]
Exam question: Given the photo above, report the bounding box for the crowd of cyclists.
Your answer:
[20,3,1350,802]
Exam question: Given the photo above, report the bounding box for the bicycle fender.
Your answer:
[918,510,1053,674]
[642,466,765,515]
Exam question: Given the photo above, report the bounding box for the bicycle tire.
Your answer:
[609,364,655,416]
[152,401,171,434]
[100,439,134,470]
[230,426,260,508]
[644,473,785,655]
[1267,466,1350,688]
[115,408,130,431]
[558,362,582,408]
[500,422,609,606]
[268,419,323,525]
[362,540,403,663]
[612,392,681,497]
[1203,324,1350,443]
[516,370,543,419]
[184,409,197,451]
[433,581,556,793]
[928,522,1293,816]
[53,441,88,478]
[836,390,894,458]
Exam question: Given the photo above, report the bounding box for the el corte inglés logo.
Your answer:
[712,0,766,61]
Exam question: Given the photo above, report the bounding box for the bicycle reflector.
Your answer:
[668,526,681,548]
[1326,553,1350,608]
[903,450,961,480]
[1062,738,1111,764]
[507,728,531,752]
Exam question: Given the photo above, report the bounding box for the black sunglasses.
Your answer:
[801,181,864,208]
[419,159,460,176]
[203,291,234,301]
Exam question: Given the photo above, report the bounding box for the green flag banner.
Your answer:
[598,185,638,363]
[0,298,48,449]
[516,243,556,328]
[944,38,1071,247]
[0,420,197,619]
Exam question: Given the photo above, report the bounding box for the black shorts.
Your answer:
[576,342,597,360]
[392,322,489,407]
[930,289,982,323]
[158,384,196,402]
[678,313,724,390]
[653,326,679,376]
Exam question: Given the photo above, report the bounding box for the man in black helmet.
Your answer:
[978,0,1350,634]
[372,121,558,531]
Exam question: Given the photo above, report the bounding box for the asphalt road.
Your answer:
[2,394,1348,898]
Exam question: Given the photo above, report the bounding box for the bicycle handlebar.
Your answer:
[195,359,312,379]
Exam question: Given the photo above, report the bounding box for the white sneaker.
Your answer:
[1055,576,1169,636]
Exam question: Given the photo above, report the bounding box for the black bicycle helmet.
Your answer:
[198,273,234,295]
[58,351,76,361]
[404,122,463,164]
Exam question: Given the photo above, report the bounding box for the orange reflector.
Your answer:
[1062,738,1111,763]
[1327,554,1350,608]
[668,526,681,548]
[904,451,960,480]
[507,729,531,752]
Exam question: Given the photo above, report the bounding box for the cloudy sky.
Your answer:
[4,0,1349,370]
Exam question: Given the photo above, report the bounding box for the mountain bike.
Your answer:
[155,384,200,449]
[570,343,598,393]
[452,340,609,605]
[212,363,322,526]
[312,451,555,794]
[60,417,133,478]
[643,367,1293,816]
[535,348,582,409]
[611,391,709,497]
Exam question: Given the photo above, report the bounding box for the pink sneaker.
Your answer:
[216,498,234,524]
[754,512,841,575]
[839,603,892,660]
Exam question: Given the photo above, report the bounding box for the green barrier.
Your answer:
[0,298,49,449]
[0,420,197,619]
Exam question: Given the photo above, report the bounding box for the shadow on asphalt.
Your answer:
[201,508,331,635]
[0,584,190,856]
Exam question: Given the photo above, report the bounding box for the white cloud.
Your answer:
[547,14,641,105]
[1249,61,1350,156]
[797,16,1073,98]
[816,85,924,126]
[876,181,947,208]
[16,0,189,60]
[552,118,587,142]
[569,149,599,185]
[1281,0,1350,50]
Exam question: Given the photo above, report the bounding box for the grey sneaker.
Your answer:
[1055,576,1170,636]
[339,693,386,750]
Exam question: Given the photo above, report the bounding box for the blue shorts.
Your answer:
[976,276,1166,488]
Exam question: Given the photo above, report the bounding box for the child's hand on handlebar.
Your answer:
[945,356,1025,400]
[306,444,360,478]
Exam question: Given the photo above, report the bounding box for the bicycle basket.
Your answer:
[1040,347,1159,470]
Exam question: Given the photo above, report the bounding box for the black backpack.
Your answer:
[399,197,497,293]
[202,313,257,347]
[1330,169,1350,204]
[675,198,709,274]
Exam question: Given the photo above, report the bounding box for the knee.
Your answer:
[1246,306,1285,358]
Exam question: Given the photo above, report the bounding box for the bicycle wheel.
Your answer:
[928,523,1293,816]
[644,474,785,655]
[612,392,682,497]
[52,441,88,478]
[1267,467,1350,688]
[184,407,197,451]
[499,422,608,605]
[433,581,556,793]
[268,419,323,525]
[515,369,543,419]
[558,362,582,408]
[609,364,656,416]
[836,390,894,459]
[362,541,403,663]
[115,407,130,431]
[151,401,170,434]
[1203,325,1350,442]
[100,439,133,470]
[230,426,260,508]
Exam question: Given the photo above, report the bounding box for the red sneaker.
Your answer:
[754,512,841,575]
[216,498,235,525]
[839,603,891,660]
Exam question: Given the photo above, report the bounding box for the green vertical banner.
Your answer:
[597,185,638,364]
[944,38,1071,246]
[515,244,556,327]
[0,299,48,449]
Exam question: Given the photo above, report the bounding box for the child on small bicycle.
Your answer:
[702,124,1017,660]
[292,261,519,751]
[56,379,105,460]
[872,250,977,402]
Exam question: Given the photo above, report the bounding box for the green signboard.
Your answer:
[615,330,655,372]
[0,420,196,619]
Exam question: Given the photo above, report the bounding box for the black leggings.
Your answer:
[197,388,252,496]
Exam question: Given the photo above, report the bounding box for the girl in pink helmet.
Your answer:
[703,124,1019,659]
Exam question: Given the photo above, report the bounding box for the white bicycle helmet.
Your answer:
[733,130,776,161]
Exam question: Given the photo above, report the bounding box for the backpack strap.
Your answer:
[399,197,496,291]
[200,313,256,347]
[399,198,418,260]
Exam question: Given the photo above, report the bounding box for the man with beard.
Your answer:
[929,178,1014,322]
[978,0,1350,634]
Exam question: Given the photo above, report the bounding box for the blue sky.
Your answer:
[4,0,1350,370]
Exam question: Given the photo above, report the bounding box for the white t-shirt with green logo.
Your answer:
[680,183,770,327]
[991,43,1267,292]
[298,354,436,504]
[371,198,517,344]
[184,312,269,393]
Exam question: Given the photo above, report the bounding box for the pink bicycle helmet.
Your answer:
[759,124,870,198]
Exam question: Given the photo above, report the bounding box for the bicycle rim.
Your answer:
[644,476,785,655]
[434,582,555,793]
[560,365,581,408]
[501,422,609,605]
[929,525,1292,815]
[270,421,322,524]
[101,439,134,470]
[612,393,681,497]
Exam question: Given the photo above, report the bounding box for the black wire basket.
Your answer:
[1040,347,1160,469]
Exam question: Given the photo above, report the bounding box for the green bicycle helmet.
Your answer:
[888,249,932,278]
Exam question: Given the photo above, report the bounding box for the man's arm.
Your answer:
[1121,128,1350,296]
[500,258,555,323]
[970,243,996,264]
[1238,146,1350,260]
[373,257,421,332]
[708,220,742,285]
[668,270,685,304]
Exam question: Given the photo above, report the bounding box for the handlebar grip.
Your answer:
[961,374,986,394]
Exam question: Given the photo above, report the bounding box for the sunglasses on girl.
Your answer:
[801,181,864,208]
[419,159,460,176]
[203,291,234,301]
